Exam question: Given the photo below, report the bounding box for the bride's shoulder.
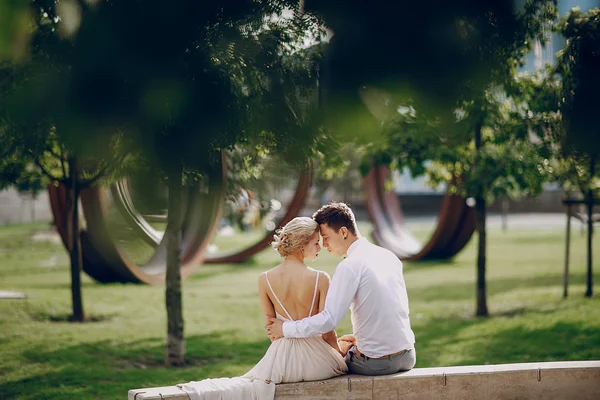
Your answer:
[314,270,331,292]
[308,268,331,281]
[259,264,282,278]
[257,265,281,289]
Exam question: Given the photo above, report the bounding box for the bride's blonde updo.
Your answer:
[271,217,318,258]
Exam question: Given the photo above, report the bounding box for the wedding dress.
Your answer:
[178,271,348,400]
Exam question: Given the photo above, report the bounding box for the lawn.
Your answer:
[0,218,599,399]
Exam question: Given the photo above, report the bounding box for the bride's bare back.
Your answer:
[259,261,329,320]
[258,261,329,321]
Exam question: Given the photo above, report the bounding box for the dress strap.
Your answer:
[308,271,320,317]
[264,272,294,321]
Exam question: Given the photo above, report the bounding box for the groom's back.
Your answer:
[264,266,324,321]
[347,239,415,355]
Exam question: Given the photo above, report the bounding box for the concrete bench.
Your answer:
[128,360,600,400]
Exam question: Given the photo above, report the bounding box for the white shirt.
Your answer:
[282,237,415,358]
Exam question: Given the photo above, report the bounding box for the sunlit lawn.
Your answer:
[0,218,599,399]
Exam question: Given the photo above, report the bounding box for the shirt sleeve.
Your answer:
[282,261,360,338]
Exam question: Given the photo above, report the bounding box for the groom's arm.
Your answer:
[282,263,359,338]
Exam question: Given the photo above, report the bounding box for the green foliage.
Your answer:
[1,1,328,192]
[522,8,600,198]
[356,1,558,204]
[9,162,46,197]
[555,7,600,159]
[314,143,366,199]
[0,6,133,188]
[309,0,557,139]
[0,0,32,62]
[368,77,552,203]
[43,0,325,179]
[554,7,600,197]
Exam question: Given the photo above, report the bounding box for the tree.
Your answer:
[0,5,130,322]
[306,0,559,140]
[359,0,557,317]
[39,0,324,365]
[0,103,128,323]
[525,8,600,297]
[555,8,600,298]
[441,83,552,317]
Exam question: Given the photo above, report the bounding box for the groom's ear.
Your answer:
[339,226,348,238]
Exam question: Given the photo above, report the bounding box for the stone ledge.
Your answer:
[128,360,600,400]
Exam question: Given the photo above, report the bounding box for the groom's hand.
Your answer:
[265,316,284,340]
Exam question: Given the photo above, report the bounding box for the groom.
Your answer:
[266,202,416,375]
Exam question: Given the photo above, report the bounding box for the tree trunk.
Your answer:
[67,158,85,322]
[165,164,185,366]
[475,195,488,316]
[563,205,571,298]
[585,156,595,298]
[31,193,36,222]
[474,119,488,317]
[501,197,509,232]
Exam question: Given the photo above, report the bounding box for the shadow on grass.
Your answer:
[457,322,600,366]
[411,273,590,302]
[14,281,109,290]
[504,233,565,245]
[404,258,457,270]
[1,330,271,399]
[414,316,600,368]
[3,320,600,399]
[25,310,116,323]
[491,306,558,318]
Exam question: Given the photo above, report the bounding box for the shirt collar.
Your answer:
[346,236,366,257]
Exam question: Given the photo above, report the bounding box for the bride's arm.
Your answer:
[258,273,277,342]
[317,272,343,354]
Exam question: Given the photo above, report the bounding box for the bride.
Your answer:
[178,217,348,399]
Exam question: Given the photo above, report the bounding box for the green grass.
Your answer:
[1,219,599,399]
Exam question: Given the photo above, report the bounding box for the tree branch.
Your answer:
[285,97,300,122]
[34,158,61,182]
[574,158,588,196]
[59,144,67,179]
[47,146,63,161]
[81,153,128,189]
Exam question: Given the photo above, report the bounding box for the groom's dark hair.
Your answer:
[312,202,357,235]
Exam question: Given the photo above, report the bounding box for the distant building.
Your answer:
[521,0,598,73]
[0,188,53,225]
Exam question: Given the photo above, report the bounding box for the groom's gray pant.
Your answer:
[345,346,416,376]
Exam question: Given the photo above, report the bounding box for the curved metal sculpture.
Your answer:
[204,168,312,263]
[48,157,226,284]
[49,157,473,285]
[110,168,312,264]
[364,165,475,260]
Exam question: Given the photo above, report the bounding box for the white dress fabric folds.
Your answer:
[178,272,347,400]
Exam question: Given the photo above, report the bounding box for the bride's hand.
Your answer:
[338,339,353,357]
[338,334,356,344]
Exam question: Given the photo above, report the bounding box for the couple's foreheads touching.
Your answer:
[272,202,360,259]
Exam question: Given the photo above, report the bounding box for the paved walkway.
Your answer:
[0,290,27,299]
[404,212,571,229]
